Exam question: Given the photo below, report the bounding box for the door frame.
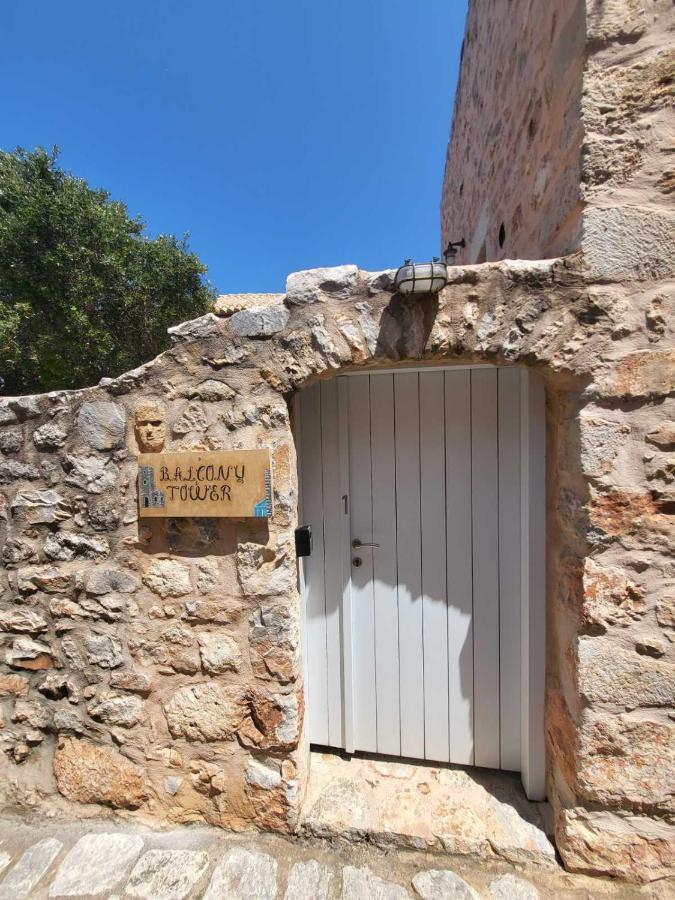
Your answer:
[294,363,546,801]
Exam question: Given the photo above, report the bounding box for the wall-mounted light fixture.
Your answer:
[394,258,448,295]
[443,238,466,263]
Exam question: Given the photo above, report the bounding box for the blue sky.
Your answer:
[2,1,467,294]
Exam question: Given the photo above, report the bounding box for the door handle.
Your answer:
[352,539,380,549]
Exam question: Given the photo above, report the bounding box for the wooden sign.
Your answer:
[137,449,272,518]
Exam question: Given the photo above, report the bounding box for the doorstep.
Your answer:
[300,750,557,867]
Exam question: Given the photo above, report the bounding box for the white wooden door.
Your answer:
[297,367,545,791]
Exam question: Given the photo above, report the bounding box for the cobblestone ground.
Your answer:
[0,816,673,899]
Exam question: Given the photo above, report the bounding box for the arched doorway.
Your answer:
[295,363,546,800]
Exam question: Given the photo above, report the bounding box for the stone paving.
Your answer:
[301,753,555,866]
[0,815,671,899]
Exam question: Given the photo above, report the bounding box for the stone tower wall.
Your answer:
[441,0,675,275]
[440,0,586,263]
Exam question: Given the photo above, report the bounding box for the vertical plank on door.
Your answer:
[445,370,474,765]
[299,383,329,745]
[338,378,355,753]
[498,368,522,770]
[471,368,501,768]
[419,372,449,761]
[520,369,547,799]
[394,372,424,760]
[370,374,401,756]
[347,375,377,752]
[320,380,344,747]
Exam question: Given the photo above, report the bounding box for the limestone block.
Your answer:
[12,699,50,729]
[592,350,675,401]
[38,673,79,701]
[109,669,152,695]
[577,714,675,813]
[88,692,144,727]
[579,419,630,479]
[179,378,236,402]
[1,538,36,565]
[229,303,290,337]
[0,404,16,425]
[171,402,207,435]
[63,455,117,493]
[196,558,220,593]
[85,566,140,595]
[412,869,479,899]
[342,866,409,899]
[286,265,359,305]
[49,598,84,618]
[656,591,675,639]
[635,638,665,658]
[581,558,645,630]
[32,422,67,451]
[76,401,125,450]
[0,431,22,454]
[167,312,220,343]
[52,708,85,734]
[308,314,348,367]
[0,838,63,899]
[183,597,239,625]
[578,639,675,707]
[488,875,540,899]
[125,849,210,900]
[236,541,294,598]
[0,396,40,422]
[48,833,144,895]
[367,270,395,294]
[203,848,277,900]
[86,496,121,531]
[245,756,282,790]
[0,608,48,634]
[250,601,299,683]
[44,532,109,562]
[143,559,191,598]
[18,566,72,594]
[556,806,675,882]
[646,422,675,451]
[163,683,248,741]
[241,689,300,750]
[0,460,40,483]
[5,637,54,670]
[582,207,675,282]
[283,860,332,900]
[0,674,29,697]
[83,633,124,668]
[11,489,71,525]
[53,737,148,808]
[198,632,241,674]
[586,0,646,42]
[152,624,200,675]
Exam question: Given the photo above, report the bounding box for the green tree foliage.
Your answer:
[0,147,215,394]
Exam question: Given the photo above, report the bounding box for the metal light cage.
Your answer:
[394,259,448,295]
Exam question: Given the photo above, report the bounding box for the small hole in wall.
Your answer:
[498,223,506,248]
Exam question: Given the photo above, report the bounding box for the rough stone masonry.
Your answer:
[0,255,673,883]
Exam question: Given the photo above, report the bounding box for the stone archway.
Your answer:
[0,257,672,882]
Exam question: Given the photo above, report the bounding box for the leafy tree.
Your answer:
[0,146,215,394]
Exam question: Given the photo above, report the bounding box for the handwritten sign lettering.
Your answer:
[137,450,272,518]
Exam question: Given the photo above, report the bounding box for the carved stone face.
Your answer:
[134,402,166,452]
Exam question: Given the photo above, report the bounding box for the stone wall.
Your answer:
[440,0,675,271]
[440,0,586,263]
[0,260,673,882]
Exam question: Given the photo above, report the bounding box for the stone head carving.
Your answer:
[134,401,167,452]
